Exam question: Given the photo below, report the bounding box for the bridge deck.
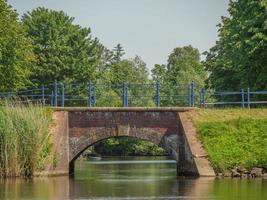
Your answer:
[54,107,196,112]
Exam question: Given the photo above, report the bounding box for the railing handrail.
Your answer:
[0,81,267,108]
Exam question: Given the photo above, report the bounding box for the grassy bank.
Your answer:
[0,103,53,177]
[188,109,267,173]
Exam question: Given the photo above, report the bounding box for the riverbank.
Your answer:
[0,103,53,178]
[188,109,267,177]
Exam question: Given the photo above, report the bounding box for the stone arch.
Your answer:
[68,110,179,175]
[69,129,170,164]
[68,128,175,175]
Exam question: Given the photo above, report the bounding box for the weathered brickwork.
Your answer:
[51,107,215,177]
[68,111,179,162]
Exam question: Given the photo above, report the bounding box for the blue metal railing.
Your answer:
[200,88,267,108]
[0,81,266,108]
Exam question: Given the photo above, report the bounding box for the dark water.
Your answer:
[0,156,267,200]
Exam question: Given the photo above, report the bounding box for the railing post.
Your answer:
[156,81,160,107]
[247,88,250,109]
[61,83,65,107]
[41,84,45,105]
[92,86,96,107]
[88,81,92,107]
[53,80,58,107]
[51,91,54,106]
[123,83,128,107]
[191,81,195,107]
[126,83,128,107]
[241,89,245,109]
[199,90,202,107]
[200,88,205,108]
[203,88,206,108]
[188,84,191,107]
[122,83,125,107]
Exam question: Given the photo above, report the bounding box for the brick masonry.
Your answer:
[69,111,178,162]
[50,107,215,177]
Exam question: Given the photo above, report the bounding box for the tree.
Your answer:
[0,0,35,91]
[167,46,206,105]
[104,55,149,84]
[204,0,267,91]
[112,43,125,62]
[151,64,166,83]
[152,45,206,106]
[95,55,152,106]
[166,45,206,86]
[22,7,102,84]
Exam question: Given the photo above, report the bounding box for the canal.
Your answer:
[0,156,267,199]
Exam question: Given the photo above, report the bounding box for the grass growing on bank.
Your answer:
[0,102,53,177]
[188,109,267,173]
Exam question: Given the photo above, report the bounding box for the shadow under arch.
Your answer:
[69,134,173,175]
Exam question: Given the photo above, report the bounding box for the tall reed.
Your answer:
[0,101,53,177]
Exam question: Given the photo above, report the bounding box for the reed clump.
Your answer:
[0,102,53,177]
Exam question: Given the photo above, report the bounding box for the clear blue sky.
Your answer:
[8,0,229,70]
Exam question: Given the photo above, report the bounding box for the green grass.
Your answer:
[188,109,267,173]
[0,102,53,177]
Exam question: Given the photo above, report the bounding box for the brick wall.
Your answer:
[68,111,179,162]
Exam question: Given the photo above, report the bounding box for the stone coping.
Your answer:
[54,107,196,112]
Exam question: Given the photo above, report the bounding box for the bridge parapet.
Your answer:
[54,107,196,112]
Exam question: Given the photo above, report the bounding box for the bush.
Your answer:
[93,137,167,156]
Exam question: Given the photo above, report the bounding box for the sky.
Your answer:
[8,0,229,71]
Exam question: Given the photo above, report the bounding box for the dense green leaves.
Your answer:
[152,45,206,87]
[152,45,206,106]
[204,0,267,91]
[0,0,35,91]
[93,137,167,156]
[166,45,206,87]
[22,7,103,84]
[96,55,153,107]
[112,43,125,63]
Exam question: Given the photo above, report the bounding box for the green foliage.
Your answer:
[0,102,53,177]
[204,0,267,91]
[93,137,167,156]
[112,43,125,63]
[151,64,166,83]
[166,45,206,86]
[152,45,206,106]
[189,109,267,173]
[0,0,35,91]
[97,54,153,106]
[103,55,149,84]
[96,89,122,107]
[21,7,103,84]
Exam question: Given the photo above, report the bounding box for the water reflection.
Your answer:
[0,176,69,200]
[0,157,267,200]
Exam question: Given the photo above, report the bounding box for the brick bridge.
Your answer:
[49,107,215,177]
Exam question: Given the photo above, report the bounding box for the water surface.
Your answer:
[0,156,266,200]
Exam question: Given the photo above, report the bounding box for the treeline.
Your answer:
[0,0,206,93]
[1,0,266,92]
